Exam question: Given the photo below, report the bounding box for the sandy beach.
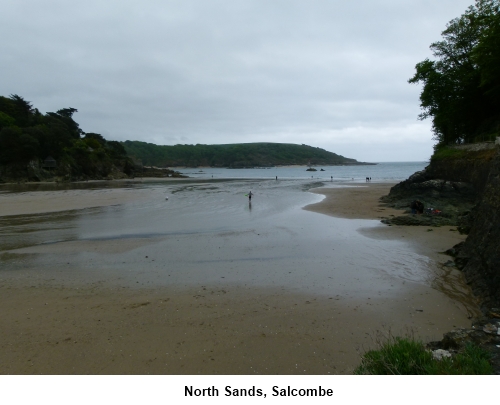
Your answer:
[305,183,469,262]
[0,181,479,374]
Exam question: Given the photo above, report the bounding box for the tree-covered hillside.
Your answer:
[409,0,500,146]
[121,141,368,168]
[0,94,134,181]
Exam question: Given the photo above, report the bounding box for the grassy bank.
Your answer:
[355,336,493,375]
[431,145,497,162]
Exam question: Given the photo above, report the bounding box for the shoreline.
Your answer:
[0,181,480,374]
[304,182,471,261]
[306,181,478,310]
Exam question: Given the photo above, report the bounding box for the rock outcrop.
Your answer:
[382,144,500,312]
[380,171,477,228]
[0,159,136,183]
[454,151,500,310]
[0,160,185,183]
[427,316,500,374]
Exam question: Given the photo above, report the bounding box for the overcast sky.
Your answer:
[1,0,475,162]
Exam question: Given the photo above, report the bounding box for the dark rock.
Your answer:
[459,153,500,310]
[407,170,430,183]
[382,214,456,227]
[380,176,476,227]
[140,166,186,178]
[445,242,466,262]
[426,317,500,374]
[381,147,500,312]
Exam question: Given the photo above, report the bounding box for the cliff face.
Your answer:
[384,144,500,312]
[425,147,497,195]
[456,150,500,310]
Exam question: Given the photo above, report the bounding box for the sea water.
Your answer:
[176,161,427,182]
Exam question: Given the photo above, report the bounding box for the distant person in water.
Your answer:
[248,191,253,201]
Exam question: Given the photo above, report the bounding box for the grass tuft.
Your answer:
[355,336,493,375]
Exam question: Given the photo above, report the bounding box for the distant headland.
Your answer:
[121,140,375,168]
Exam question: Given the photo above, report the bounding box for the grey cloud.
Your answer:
[1,0,474,161]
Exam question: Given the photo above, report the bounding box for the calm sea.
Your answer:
[176,161,427,182]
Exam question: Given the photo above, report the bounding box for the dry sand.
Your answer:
[0,182,479,374]
[305,183,404,220]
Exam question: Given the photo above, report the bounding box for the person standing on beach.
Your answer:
[410,200,417,214]
[248,191,253,202]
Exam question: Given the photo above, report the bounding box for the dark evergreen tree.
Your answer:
[0,95,134,180]
[409,0,500,145]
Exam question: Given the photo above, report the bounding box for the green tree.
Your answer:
[8,94,34,127]
[0,111,15,129]
[0,126,40,166]
[106,141,127,159]
[84,132,107,147]
[474,3,500,103]
[409,0,500,145]
[0,94,135,180]
[46,108,83,139]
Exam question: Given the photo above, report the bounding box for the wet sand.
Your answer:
[0,182,479,374]
[305,183,468,261]
[0,187,147,216]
